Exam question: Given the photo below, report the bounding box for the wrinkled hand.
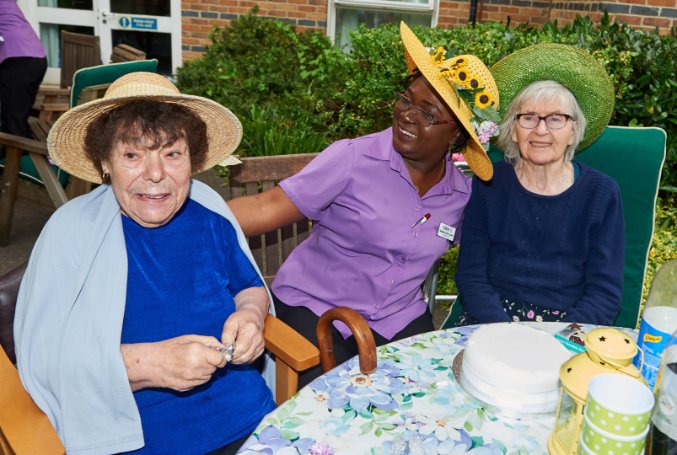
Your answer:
[221,309,265,365]
[122,335,230,392]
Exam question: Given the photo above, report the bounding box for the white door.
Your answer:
[19,0,181,85]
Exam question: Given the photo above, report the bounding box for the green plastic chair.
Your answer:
[69,59,158,108]
[440,126,667,330]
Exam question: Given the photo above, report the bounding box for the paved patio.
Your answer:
[0,181,53,276]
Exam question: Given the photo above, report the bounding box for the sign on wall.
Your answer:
[118,16,158,31]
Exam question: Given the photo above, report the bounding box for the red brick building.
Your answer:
[19,0,675,83]
[182,1,677,61]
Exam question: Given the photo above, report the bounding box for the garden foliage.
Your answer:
[177,9,676,190]
[177,9,676,305]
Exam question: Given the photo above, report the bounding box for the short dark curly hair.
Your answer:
[84,100,208,181]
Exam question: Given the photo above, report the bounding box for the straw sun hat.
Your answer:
[490,43,615,151]
[400,21,500,181]
[47,72,243,184]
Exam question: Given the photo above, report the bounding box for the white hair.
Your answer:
[497,80,587,164]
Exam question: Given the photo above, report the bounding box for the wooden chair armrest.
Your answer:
[0,347,65,454]
[264,314,320,405]
[264,314,319,371]
[0,132,50,156]
[317,307,377,374]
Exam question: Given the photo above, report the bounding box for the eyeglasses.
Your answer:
[395,93,455,127]
[515,113,573,130]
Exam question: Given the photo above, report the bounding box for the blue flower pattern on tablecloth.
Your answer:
[238,328,553,454]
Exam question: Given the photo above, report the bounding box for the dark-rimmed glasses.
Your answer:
[395,93,455,127]
[515,113,573,130]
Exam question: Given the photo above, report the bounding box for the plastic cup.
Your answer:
[578,438,595,455]
[584,373,654,437]
[580,414,648,455]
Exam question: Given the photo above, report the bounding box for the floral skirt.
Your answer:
[455,298,568,327]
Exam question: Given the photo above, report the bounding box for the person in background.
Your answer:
[14,72,274,455]
[455,44,624,326]
[228,21,501,388]
[0,0,47,139]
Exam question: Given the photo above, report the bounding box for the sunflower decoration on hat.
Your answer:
[400,21,500,181]
[490,43,615,151]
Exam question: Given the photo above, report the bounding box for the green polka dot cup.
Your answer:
[584,373,654,437]
[580,414,648,455]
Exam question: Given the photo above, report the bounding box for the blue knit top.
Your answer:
[120,199,274,454]
[456,160,624,325]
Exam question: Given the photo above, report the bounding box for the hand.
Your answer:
[122,335,229,392]
[221,309,265,365]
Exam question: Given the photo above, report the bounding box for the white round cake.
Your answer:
[460,323,571,414]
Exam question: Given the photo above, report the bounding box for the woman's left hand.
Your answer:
[222,286,269,364]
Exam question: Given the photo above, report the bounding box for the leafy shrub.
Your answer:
[644,194,677,302]
[176,7,348,156]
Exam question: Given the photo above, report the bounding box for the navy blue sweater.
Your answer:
[456,160,624,325]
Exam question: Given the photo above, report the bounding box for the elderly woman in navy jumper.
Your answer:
[455,44,624,326]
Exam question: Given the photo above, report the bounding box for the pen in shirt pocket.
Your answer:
[411,213,431,229]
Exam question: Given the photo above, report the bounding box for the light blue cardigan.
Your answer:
[14,180,274,455]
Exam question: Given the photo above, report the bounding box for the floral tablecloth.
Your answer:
[237,325,562,455]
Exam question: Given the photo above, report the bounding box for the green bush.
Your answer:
[644,194,677,302]
[176,7,348,156]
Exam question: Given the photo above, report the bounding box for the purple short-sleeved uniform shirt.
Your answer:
[0,1,46,64]
[272,128,471,339]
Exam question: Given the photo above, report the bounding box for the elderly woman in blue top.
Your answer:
[14,72,274,455]
[455,44,624,326]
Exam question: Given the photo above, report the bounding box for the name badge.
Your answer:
[437,223,456,242]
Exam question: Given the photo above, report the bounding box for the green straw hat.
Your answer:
[491,43,615,151]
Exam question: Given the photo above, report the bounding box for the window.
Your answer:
[329,0,437,51]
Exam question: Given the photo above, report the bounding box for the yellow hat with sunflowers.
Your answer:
[400,21,500,181]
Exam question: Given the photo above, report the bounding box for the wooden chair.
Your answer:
[60,31,101,89]
[263,314,320,404]
[227,153,318,284]
[110,43,146,63]
[0,322,313,455]
[0,133,68,246]
[0,345,65,454]
[33,86,70,123]
[69,59,158,108]
[0,262,317,450]
[29,32,103,130]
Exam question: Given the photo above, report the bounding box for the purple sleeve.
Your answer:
[279,139,355,221]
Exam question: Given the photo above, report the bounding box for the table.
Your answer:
[238,322,635,454]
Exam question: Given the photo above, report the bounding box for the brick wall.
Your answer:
[181,0,327,61]
[181,0,675,61]
[439,0,677,32]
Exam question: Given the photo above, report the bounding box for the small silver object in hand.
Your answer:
[212,343,235,364]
